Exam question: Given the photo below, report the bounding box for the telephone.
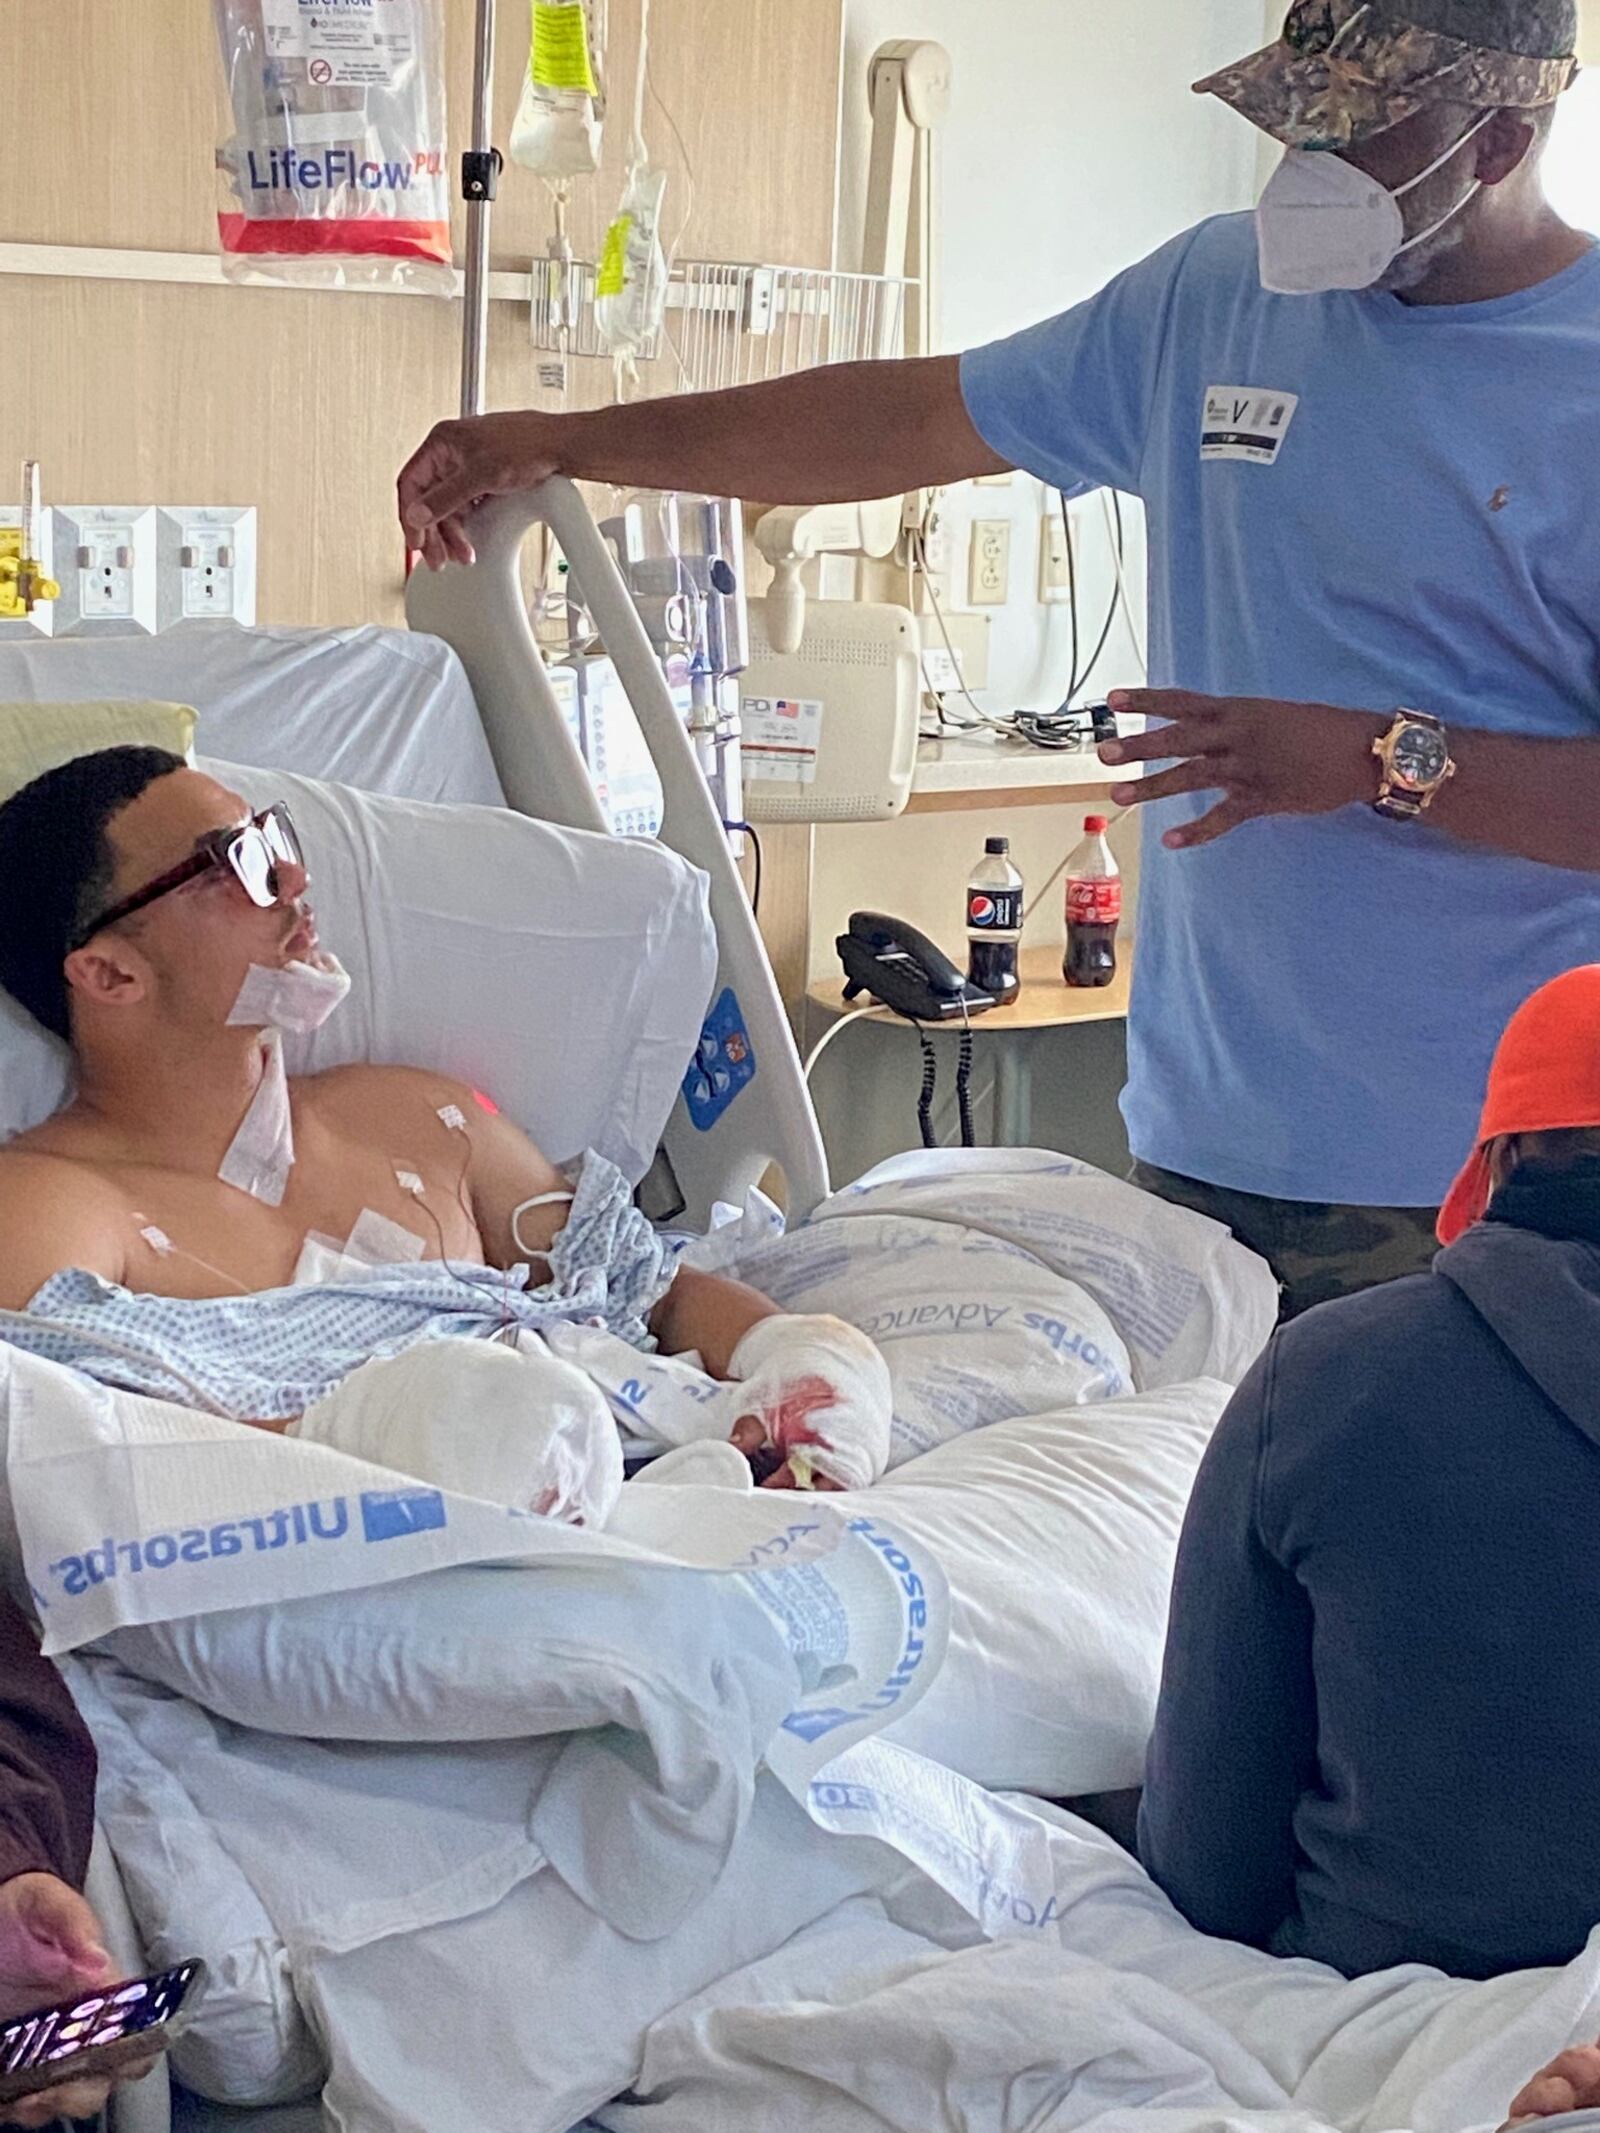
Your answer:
[836,911,997,1024]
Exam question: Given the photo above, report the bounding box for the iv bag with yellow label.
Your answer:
[594,166,668,359]
[510,0,607,179]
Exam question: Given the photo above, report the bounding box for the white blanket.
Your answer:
[82,1666,1600,2133]
[19,1349,1597,2133]
[592,1797,1600,2133]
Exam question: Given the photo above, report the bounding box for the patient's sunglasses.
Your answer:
[72,805,303,950]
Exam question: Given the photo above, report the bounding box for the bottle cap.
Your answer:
[1084,815,1109,834]
[984,836,1010,856]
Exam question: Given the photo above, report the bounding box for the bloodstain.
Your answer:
[734,1374,842,1484]
[761,1374,841,1456]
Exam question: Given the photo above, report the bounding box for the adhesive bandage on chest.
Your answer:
[218,1031,296,1208]
[292,1207,427,1287]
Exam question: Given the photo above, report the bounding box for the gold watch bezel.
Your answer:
[1372,710,1456,816]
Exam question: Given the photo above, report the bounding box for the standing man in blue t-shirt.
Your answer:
[399,0,1600,1317]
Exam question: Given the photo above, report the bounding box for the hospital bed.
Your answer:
[3,485,825,2133]
[0,484,1267,2132]
[0,483,827,1243]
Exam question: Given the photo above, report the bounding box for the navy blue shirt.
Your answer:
[1140,1219,1600,1978]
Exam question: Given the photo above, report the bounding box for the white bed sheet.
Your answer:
[0,622,504,804]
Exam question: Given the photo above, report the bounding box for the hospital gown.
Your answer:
[0,1152,674,1421]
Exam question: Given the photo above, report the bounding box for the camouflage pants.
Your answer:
[1131,1162,1440,1323]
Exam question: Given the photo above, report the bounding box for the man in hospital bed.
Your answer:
[6,770,1600,2133]
[0,746,892,1502]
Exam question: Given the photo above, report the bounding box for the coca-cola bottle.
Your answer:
[965,835,1023,1006]
[1063,815,1120,989]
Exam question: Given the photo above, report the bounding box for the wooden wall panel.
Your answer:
[0,0,844,626]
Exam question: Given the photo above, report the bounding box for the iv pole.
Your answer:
[459,0,501,418]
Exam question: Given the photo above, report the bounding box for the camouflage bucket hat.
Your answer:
[1195,0,1580,149]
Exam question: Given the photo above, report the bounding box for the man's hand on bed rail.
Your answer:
[399,361,1005,572]
[399,413,559,571]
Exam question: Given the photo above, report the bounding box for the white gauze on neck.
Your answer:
[217,954,350,1206]
[218,1030,295,1208]
[225,954,352,1037]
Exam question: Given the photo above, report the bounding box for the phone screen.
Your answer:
[0,1960,203,2088]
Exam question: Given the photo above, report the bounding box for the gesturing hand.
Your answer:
[1098,689,1390,851]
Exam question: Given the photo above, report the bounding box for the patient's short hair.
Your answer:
[0,747,188,1042]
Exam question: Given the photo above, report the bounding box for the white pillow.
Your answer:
[870,1381,1229,1797]
[0,758,716,1182]
[807,1150,1278,1392]
[0,622,501,806]
[0,698,195,807]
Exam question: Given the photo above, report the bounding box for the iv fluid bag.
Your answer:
[595,168,668,358]
[510,0,606,180]
[213,0,452,292]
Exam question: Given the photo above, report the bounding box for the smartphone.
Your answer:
[0,1958,206,2106]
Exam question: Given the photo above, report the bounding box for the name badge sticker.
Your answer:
[1201,386,1300,465]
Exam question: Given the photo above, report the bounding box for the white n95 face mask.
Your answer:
[226,954,352,1036]
[1256,112,1493,296]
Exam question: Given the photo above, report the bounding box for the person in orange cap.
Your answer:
[1141,963,1600,1981]
[1436,963,1600,1244]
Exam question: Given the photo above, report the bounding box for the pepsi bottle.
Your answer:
[966,835,1023,1006]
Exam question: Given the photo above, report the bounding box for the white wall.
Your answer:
[1548,71,1600,233]
[835,0,1266,716]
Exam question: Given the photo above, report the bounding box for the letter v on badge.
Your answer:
[1200,385,1300,466]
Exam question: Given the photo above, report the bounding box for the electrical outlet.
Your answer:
[50,507,158,637]
[1038,506,1074,603]
[968,519,1011,607]
[915,605,989,691]
[156,507,257,629]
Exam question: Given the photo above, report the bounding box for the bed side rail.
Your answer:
[406,480,829,1226]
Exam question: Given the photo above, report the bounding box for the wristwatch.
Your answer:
[1372,709,1456,821]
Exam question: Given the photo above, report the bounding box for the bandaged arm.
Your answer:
[452,1087,890,1484]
